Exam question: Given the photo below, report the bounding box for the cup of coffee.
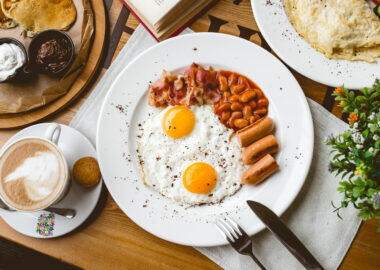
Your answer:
[0,124,70,212]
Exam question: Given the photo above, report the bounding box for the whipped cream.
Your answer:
[4,151,61,201]
[0,43,26,82]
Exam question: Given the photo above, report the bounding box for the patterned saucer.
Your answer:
[0,123,103,238]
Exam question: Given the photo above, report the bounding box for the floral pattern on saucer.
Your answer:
[36,213,55,236]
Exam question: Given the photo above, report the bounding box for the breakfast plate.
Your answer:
[250,0,380,89]
[96,33,314,247]
[0,123,103,238]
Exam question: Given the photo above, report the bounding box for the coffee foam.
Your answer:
[0,138,66,211]
[5,151,61,201]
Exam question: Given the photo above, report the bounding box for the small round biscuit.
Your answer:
[73,157,101,188]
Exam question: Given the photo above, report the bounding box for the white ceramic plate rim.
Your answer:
[251,0,380,89]
[96,32,314,247]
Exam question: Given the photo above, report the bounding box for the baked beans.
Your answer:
[213,71,269,131]
[218,75,228,92]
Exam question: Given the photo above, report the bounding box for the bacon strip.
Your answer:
[148,63,220,108]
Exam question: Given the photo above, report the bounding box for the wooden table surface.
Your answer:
[1,0,379,269]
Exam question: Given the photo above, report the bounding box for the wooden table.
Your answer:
[1,0,379,269]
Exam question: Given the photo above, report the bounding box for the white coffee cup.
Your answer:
[0,123,71,212]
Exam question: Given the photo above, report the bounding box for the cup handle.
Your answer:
[45,123,61,145]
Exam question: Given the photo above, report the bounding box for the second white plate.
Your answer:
[251,0,380,89]
[96,33,314,247]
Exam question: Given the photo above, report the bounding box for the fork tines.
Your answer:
[215,215,245,243]
[215,215,266,270]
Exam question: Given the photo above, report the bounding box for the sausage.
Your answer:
[242,135,279,165]
[236,117,274,147]
[241,154,279,185]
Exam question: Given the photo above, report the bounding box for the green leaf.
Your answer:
[353,150,360,158]
[353,186,365,197]
[356,96,366,103]
[366,180,377,187]
[358,210,374,220]
[375,140,380,149]
[364,151,372,159]
[353,157,361,167]
[362,129,369,138]
[341,171,351,179]
[360,88,368,96]
[343,132,351,140]
[337,187,345,193]
[333,153,342,160]
[367,188,377,196]
[369,92,379,100]
[353,178,364,186]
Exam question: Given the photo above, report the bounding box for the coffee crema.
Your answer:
[0,138,66,211]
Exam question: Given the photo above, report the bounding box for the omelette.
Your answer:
[1,0,76,36]
[284,0,380,62]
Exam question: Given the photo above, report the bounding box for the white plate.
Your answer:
[251,0,380,89]
[0,123,103,238]
[96,33,314,247]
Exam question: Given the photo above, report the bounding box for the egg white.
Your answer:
[137,105,245,207]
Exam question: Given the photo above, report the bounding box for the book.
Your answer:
[121,0,217,41]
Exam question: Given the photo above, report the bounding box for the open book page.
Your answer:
[155,0,200,31]
[156,0,213,40]
[127,0,181,26]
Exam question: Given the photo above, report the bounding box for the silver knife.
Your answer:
[247,200,324,270]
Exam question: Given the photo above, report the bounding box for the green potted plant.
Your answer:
[324,80,380,230]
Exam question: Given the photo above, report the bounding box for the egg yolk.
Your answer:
[183,162,217,194]
[162,106,195,139]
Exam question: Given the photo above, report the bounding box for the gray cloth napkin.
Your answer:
[70,25,361,270]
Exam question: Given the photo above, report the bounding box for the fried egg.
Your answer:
[138,105,244,207]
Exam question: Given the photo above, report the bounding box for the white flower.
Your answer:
[352,132,364,144]
[374,134,379,141]
[356,144,363,149]
[369,113,376,121]
[352,133,360,143]
[368,123,374,129]
[369,147,379,156]
[353,122,358,129]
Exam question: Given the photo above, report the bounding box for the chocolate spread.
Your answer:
[36,38,71,73]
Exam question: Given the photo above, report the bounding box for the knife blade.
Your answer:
[247,200,324,270]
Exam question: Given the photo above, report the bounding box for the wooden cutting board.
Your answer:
[0,0,106,129]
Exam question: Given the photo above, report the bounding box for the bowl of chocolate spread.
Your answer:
[28,30,75,77]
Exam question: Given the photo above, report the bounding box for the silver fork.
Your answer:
[215,215,266,270]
